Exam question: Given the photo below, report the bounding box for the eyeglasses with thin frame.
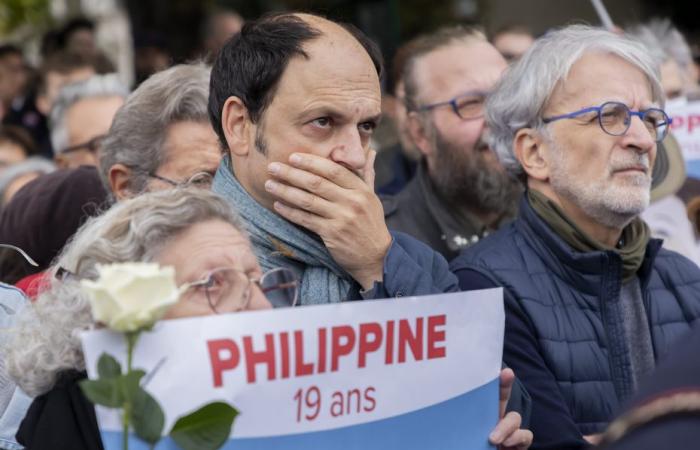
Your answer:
[417,91,490,120]
[542,101,672,142]
[60,134,106,155]
[180,267,299,313]
[149,171,215,189]
[55,265,299,313]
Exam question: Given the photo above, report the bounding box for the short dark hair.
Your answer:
[37,50,114,96]
[0,44,22,61]
[208,12,383,148]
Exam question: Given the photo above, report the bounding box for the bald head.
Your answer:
[208,12,382,148]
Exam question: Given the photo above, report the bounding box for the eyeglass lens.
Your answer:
[454,94,486,120]
[203,268,252,313]
[599,102,669,142]
[260,268,299,308]
[187,172,214,188]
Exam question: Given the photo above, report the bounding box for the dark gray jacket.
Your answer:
[382,163,487,261]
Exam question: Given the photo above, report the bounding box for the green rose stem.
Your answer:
[123,331,140,450]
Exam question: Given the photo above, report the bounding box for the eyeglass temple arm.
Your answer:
[542,106,601,123]
[0,244,38,267]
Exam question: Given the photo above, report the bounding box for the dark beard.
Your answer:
[430,130,520,217]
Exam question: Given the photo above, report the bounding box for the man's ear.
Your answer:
[108,164,134,201]
[513,128,550,182]
[221,96,252,157]
[407,111,433,158]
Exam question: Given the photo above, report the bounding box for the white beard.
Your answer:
[547,139,651,229]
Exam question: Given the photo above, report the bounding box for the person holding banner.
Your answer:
[451,25,700,449]
[4,187,532,450]
[207,13,459,306]
[3,188,280,450]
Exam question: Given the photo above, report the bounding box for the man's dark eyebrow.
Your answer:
[363,114,382,125]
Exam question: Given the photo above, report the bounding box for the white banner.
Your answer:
[81,289,504,450]
[667,99,700,179]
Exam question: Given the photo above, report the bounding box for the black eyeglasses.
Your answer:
[542,101,672,142]
[60,134,106,154]
[417,91,490,120]
[149,172,214,189]
[180,267,299,313]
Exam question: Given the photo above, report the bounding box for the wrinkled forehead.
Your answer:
[546,51,659,111]
[271,30,381,111]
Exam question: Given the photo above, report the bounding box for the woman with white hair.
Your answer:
[2,188,298,450]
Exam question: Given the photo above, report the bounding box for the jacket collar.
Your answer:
[516,196,662,294]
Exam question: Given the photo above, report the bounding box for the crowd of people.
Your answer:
[2,8,700,450]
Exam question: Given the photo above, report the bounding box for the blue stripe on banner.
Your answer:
[102,377,498,450]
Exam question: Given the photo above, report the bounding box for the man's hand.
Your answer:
[265,150,392,290]
[489,368,533,450]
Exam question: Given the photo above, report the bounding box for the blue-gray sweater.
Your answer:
[451,198,700,450]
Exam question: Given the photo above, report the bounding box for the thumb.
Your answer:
[363,149,377,188]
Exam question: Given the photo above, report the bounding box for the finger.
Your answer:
[288,153,363,189]
[272,201,325,234]
[268,162,343,202]
[265,179,335,218]
[502,429,534,449]
[363,149,377,188]
[499,368,515,417]
[489,412,521,445]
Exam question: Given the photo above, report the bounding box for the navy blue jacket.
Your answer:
[451,198,700,450]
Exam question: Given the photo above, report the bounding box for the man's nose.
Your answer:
[621,115,656,154]
[329,128,367,172]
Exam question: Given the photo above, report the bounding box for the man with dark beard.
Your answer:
[382,26,520,260]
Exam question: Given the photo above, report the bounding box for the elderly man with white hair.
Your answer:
[451,25,700,449]
[50,74,128,169]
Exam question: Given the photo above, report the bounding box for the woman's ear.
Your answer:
[221,96,252,157]
[513,128,550,182]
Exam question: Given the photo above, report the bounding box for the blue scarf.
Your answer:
[212,157,354,305]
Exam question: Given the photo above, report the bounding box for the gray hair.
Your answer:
[50,74,129,154]
[0,157,55,205]
[486,25,664,177]
[627,18,693,73]
[98,63,212,197]
[3,188,244,396]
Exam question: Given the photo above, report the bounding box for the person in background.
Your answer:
[374,39,421,195]
[2,188,279,450]
[628,18,699,101]
[100,63,221,201]
[201,8,245,61]
[0,282,30,450]
[57,17,97,59]
[0,158,55,207]
[451,25,700,449]
[0,166,108,288]
[383,25,520,260]
[3,51,107,158]
[0,126,38,174]
[0,45,28,122]
[597,323,700,450]
[50,74,127,169]
[491,25,535,63]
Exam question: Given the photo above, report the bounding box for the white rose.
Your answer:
[81,262,181,332]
